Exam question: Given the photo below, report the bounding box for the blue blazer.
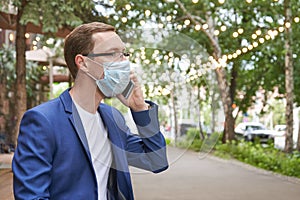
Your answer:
[12,89,168,200]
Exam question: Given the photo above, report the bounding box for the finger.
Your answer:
[130,71,141,88]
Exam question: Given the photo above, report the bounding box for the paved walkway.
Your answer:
[0,153,13,200]
[1,147,300,200]
[131,147,300,200]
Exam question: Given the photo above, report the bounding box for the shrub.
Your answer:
[178,131,300,178]
[213,140,300,178]
[165,138,171,145]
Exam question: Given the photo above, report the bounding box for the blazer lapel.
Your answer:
[70,104,92,161]
[99,105,133,200]
[60,90,132,199]
[60,89,92,163]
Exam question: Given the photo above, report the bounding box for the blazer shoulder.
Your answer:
[25,97,64,120]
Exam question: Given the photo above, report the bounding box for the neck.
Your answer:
[70,70,104,114]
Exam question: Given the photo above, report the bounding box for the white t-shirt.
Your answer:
[73,100,112,200]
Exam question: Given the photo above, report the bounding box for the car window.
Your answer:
[246,125,265,130]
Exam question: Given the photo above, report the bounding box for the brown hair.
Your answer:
[64,22,115,79]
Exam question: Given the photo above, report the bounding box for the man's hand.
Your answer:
[117,71,149,112]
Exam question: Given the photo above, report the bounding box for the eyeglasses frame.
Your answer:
[82,52,130,58]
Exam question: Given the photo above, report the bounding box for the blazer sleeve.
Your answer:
[12,109,55,200]
[125,101,169,173]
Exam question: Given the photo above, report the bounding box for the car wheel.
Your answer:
[245,134,253,142]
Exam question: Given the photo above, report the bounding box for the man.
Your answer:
[12,22,168,200]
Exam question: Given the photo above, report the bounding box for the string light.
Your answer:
[121,17,127,23]
[259,38,265,44]
[166,15,172,21]
[129,8,300,87]
[138,20,298,87]
[8,32,14,42]
[184,19,191,25]
[140,20,145,26]
[214,30,220,35]
[158,23,164,28]
[195,24,201,31]
[125,4,131,10]
[220,25,227,32]
[202,24,209,29]
[145,10,151,17]
[255,29,262,35]
[184,25,286,82]
[285,22,291,28]
[278,27,284,32]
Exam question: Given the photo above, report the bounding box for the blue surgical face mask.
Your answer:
[84,59,131,97]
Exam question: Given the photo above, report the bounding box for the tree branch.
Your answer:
[174,0,221,58]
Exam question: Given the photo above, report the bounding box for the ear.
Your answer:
[75,54,86,69]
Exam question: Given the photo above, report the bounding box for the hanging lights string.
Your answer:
[118,0,299,96]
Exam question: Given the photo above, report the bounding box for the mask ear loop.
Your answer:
[85,70,98,81]
[82,56,106,81]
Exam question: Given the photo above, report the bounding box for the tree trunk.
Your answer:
[12,1,27,148]
[170,89,178,146]
[210,73,219,133]
[297,121,300,151]
[174,0,235,143]
[206,15,235,143]
[214,66,235,143]
[197,87,205,140]
[284,0,294,153]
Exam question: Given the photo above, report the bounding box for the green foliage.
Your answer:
[3,0,104,37]
[177,128,205,152]
[269,99,286,125]
[178,127,300,178]
[0,45,15,85]
[214,140,300,178]
[0,45,47,102]
[165,137,171,145]
[110,0,300,117]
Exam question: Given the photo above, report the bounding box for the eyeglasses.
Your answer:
[83,51,130,59]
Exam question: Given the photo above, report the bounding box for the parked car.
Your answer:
[234,122,276,143]
[273,124,298,150]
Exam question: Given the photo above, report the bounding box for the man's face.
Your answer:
[84,31,127,79]
[93,31,126,62]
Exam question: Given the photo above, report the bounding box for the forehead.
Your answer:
[92,31,125,52]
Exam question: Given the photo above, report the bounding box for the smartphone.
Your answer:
[122,80,135,99]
